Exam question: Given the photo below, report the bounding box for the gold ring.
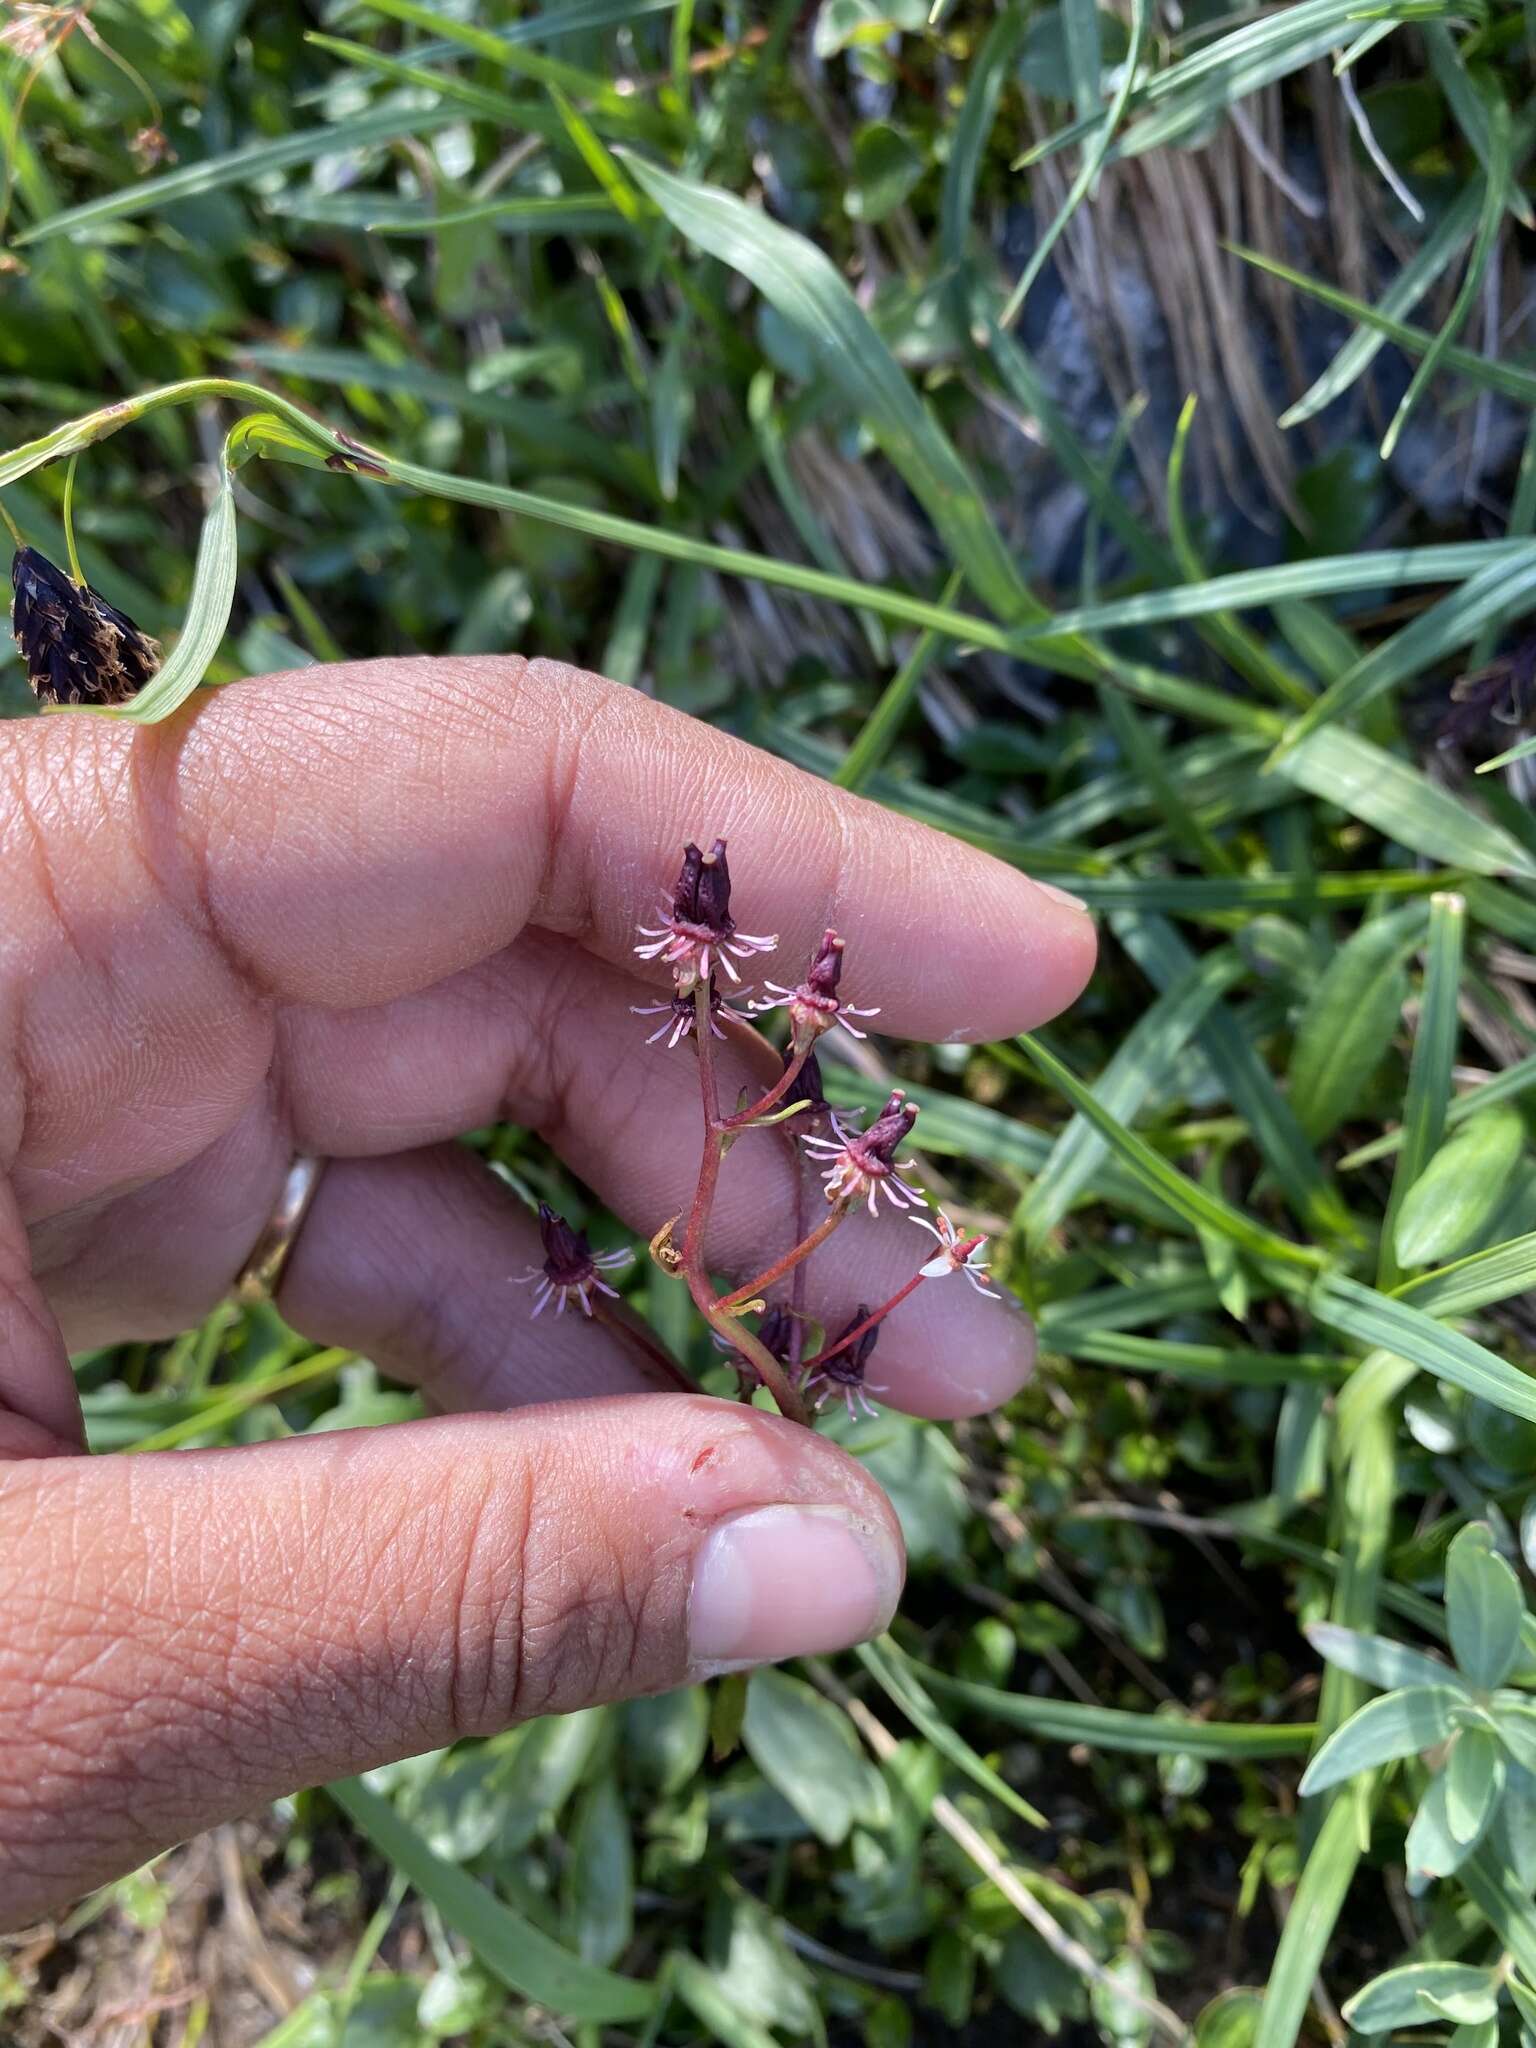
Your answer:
[234,1155,328,1305]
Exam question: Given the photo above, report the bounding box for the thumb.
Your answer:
[0,1397,902,1928]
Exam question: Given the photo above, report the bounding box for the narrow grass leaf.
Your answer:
[326,1777,655,2021]
[1018,1033,1323,1267]
[939,4,1029,271]
[357,0,647,114]
[1381,98,1511,461]
[1063,1330,1339,1386]
[622,152,1047,629]
[834,573,960,789]
[1397,1231,1536,1317]
[1274,550,1536,760]
[1253,1795,1363,2048]
[80,449,239,725]
[1342,1050,1536,1168]
[1230,244,1536,408]
[1021,949,1246,1247]
[911,1663,1314,1758]
[13,105,462,245]
[1313,1272,1536,1425]
[856,1641,1047,1829]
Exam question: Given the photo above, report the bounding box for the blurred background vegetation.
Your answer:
[7,0,1536,2043]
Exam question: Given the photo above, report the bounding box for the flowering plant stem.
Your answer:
[681,983,814,1427]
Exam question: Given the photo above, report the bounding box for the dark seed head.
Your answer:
[11,546,160,708]
[860,1090,919,1167]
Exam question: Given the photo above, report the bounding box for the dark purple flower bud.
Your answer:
[635,835,777,992]
[513,1203,632,1318]
[753,928,879,1052]
[694,838,734,935]
[791,1047,833,1120]
[806,1307,884,1420]
[757,1303,797,1363]
[11,546,160,708]
[802,1089,923,1216]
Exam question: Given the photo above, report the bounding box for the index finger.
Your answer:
[12,655,1095,1042]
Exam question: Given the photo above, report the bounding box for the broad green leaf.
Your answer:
[1494,1702,1536,1773]
[1394,1108,1527,1268]
[562,1771,634,1968]
[1278,727,1536,877]
[1020,949,1246,1247]
[1447,1522,1526,1690]
[622,1686,709,1796]
[1305,1622,1465,1694]
[327,1778,654,2022]
[1018,1034,1324,1268]
[1407,1765,1486,1883]
[1314,1273,1536,1426]
[1445,1728,1505,1844]
[13,107,462,246]
[1297,1685,1464,1794]
[740,1668,889,1845]
[622,153,1052,633]
[846,121,924,221]
[669,1952,784,2048]
[1344,1962,1502,2034]
[1287,906,1424,1143]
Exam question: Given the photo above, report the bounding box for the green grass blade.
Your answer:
[1274,548,1536,759]
[1341,1050,1536,1168]
[327,1777,656,2022]
[1017,1033,1324,1268]
[856,1640,1047,1829]
[1020,949,1247,1248]
[1380,96,1510,462]
[998,0,1148,329]
[1396,1231,1536,1317]
[1253,1790,1364,2048]
[12,105,462,246]
[356,0,649,113]
[1313,1272,1536,1424]
[834,572,961,790]
[621,151,1048,631]
[939,2,1029,272]
[911,1661,1315,1758]
[1378,892,1465,1289]
[1230,243,1536,407]
[1062,1330,1341,1386]
[1277,725,1536,877]
[79,445,239,725]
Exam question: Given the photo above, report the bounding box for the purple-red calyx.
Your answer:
[753,929,880,1052]
[634,837,777,991]
[631,975,750,1049]
[805,1306,884,1420]
[513,1203,633,1317]
[802,1089,923,1216]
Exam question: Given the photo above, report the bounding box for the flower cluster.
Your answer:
[513,836,1001,1432]
[11,546,160,708]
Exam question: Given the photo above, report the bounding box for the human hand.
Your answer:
[0,655,1094,1928]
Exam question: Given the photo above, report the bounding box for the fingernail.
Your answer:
[688,1504,902,1674]
[1034,878,1090,915]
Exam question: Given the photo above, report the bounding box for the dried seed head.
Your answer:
[634,835,777,992]
[753,928,880,1052]
[11,546,160,708]
[512,1202,632,1318]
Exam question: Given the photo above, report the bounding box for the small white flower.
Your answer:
[910,1210,995,1294]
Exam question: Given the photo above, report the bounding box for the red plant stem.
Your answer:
[721,1044,811,1130]
[716,1208,845,1311]
[681,981,809,1428]
[788,1161,809,1373]
[801,1271,928,1372]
